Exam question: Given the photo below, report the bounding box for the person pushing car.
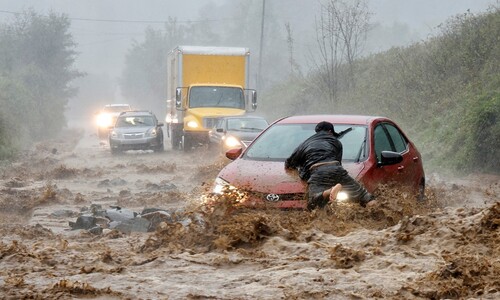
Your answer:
[285,121,376,211]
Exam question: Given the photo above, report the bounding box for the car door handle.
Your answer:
[398,166,405,171]
[413,156,419,162]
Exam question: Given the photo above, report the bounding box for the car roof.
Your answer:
[105,104,131,107]
[219,115,267,120]
[276,114,388,126]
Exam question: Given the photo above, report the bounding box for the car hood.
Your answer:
[113,126,153,134]
[226,131,261,141]
[218,158,364,194]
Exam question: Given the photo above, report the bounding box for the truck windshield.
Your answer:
[189,87,245,109]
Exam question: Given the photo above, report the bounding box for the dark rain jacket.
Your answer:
[285,131,343,180]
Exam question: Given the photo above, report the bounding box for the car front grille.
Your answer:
[124,133,145,139]
[247,191,305,202]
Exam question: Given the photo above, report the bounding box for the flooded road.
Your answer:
[0,125,498,299]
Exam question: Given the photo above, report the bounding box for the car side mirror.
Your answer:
[251,90,257,110]
[158,123,164,127]
[225,147,242,160]
[377,151,403,167]
[175,88,182,108]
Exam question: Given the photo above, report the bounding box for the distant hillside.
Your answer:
[261,7,499,174]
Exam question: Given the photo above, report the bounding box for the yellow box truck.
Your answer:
[166,46,257,150]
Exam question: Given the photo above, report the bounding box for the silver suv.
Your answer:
[109,111,164,154]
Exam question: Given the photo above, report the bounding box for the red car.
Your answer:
[213,115,425,209]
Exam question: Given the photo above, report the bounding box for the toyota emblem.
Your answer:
[266,194,280,202]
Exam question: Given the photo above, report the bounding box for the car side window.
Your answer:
[374,124,393,161]
[384,124,408,153]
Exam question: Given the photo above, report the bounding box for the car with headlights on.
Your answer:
[95,104,133,139]
[209,115,269,153]
[109,111,164,154]
[213,114,425,209]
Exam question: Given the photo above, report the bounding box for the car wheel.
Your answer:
[98,128,107,139]
[155,142,164,152]
[416,178,426,201]
[111,146,121,155]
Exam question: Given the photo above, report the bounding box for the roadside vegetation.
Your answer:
[0,10,80,160]
[261,6,499,174]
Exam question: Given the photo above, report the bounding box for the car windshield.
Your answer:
[227,118,268,131]
[189,86,245,109]
[115,116,155,127]
[244,123,368,162]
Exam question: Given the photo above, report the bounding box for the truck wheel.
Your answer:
[155,140,165,152]
[171,128,182,150]
[182,135,192,152]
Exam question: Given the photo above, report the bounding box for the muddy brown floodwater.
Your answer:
[0,126,499,300]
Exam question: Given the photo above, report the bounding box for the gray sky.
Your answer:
[0,0,496,81]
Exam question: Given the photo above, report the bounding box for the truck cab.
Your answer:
[166,46,257,151]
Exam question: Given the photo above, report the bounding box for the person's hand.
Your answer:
[366,200,378,208]
[284,167,298,177]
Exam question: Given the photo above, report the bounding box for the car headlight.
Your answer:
[96,113,112,128]
[210,177,247,205]
[213,177,233,194]
[110,131,118,138]
[336,191,349,202]
[187,120,198,128]
[150,128,157,137]
[224,136,241,148]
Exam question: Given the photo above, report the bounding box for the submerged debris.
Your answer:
[68,204,206,235]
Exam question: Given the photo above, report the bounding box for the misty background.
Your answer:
[0,0,495,121]
[0,0,498,173]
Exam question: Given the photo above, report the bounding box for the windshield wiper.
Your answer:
[240,127,264,131]
[355,138,366,163]
[215,92,224,106]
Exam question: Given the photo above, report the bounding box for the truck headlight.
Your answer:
[187,120,198,128]
[224,136,241,148]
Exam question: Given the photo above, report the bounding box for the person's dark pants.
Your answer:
[306,164,372,210]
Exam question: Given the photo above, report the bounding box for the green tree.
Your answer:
[0,10,80,159]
